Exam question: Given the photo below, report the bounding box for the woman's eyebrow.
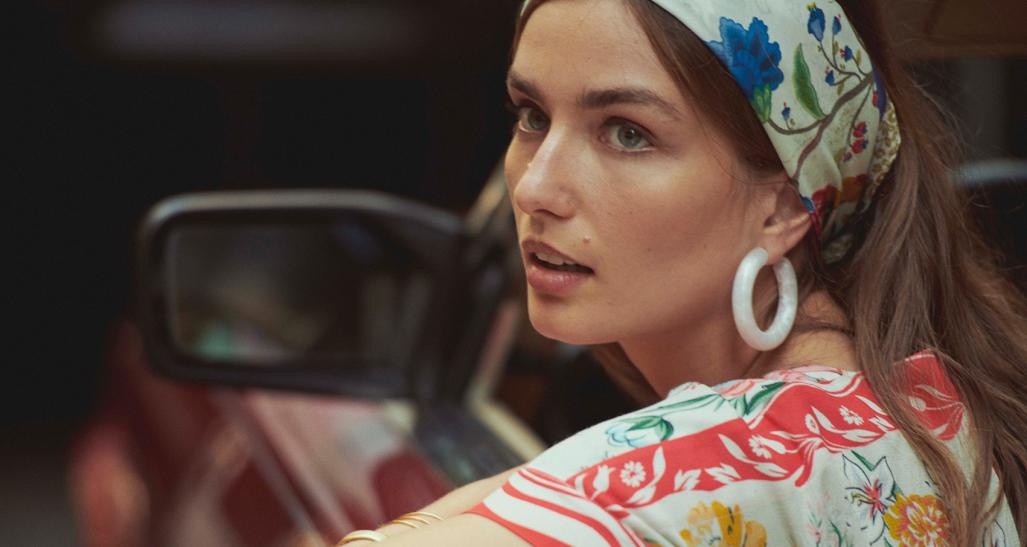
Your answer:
[579,87,684,120]
[508,71,683,121]
[507,71,544,102]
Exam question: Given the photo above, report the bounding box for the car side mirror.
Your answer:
[136,190,465,398]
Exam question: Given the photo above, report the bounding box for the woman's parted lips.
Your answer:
[520,239,594,271]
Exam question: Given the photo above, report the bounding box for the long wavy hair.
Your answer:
[512,0,1027,543]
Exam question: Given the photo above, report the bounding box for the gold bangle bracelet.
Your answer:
[403,511,443,522]
[336,529,387,545]
[388,518,421,529]
[394,515,432,526]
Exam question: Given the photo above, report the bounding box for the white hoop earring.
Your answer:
[731,247,797,351]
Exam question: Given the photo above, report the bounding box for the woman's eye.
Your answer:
[604,123,653,151]
[517,106,550,133]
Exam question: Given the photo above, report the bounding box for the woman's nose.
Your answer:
[511,133,576,220]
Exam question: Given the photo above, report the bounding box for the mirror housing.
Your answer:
[136,190,465,399]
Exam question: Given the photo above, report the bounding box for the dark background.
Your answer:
[11,2,520,544]
[12,0,520,424]
[7,1,1025,545]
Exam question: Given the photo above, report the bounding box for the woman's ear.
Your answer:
[756,173,813,264]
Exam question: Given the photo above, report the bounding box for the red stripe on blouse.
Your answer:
[498,480,627,545]
[516,469,645,547]
[465,502,572,547]
[564,352,961,511]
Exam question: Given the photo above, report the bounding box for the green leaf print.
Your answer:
[739,382,785,415]
[751,84,773,123]
[652,393,720,413]
[793,44,826,120]
[628,415,665,430]
[655,419,674,441]
[609,415,675,445]
[851,449,875,469]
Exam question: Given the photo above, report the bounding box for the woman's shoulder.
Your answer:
[528,350,962,483]
[465,352,1020,546]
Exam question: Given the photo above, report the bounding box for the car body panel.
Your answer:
[72,321,451,546]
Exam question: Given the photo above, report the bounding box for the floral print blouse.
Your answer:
[466,352,1018,546]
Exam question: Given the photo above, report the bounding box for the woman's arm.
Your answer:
[343,465,526,545]
[373,513,527,546]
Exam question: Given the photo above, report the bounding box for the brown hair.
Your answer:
[513,0,1027,543]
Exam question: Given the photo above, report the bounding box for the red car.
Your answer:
[70,173,562,546]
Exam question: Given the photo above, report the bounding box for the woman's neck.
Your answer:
[620,290,858,397]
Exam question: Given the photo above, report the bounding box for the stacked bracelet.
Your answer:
[390,511,443,528]
[336,530,387,545]
[335,511,443,545]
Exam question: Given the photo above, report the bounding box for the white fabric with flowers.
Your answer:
[466,352,1018,546]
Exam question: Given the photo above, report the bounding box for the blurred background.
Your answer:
[8,0,1025,545]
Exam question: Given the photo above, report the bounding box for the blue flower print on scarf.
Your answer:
[872,69,888,118]
[707,17,784,123]
[832,15,842,35]
[801,195,816,214]
[807,3,826,42]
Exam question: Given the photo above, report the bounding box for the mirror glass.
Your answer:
[163,218,440,371]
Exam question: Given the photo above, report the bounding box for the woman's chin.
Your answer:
[526,299,608,346]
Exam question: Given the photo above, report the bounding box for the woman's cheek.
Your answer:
[504,143,529,194]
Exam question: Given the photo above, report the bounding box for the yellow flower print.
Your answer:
[683,501,716,541]
[883,494,949,546]
[679,501,767,546]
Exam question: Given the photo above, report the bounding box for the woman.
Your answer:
[339,0,1027,544]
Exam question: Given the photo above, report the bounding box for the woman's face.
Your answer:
[506,0,763,346]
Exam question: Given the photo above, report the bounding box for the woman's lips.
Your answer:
[520,239,594,296]
[525,257,593,295]
[520,239,592,269]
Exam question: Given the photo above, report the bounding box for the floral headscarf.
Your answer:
[649,0,901,263]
